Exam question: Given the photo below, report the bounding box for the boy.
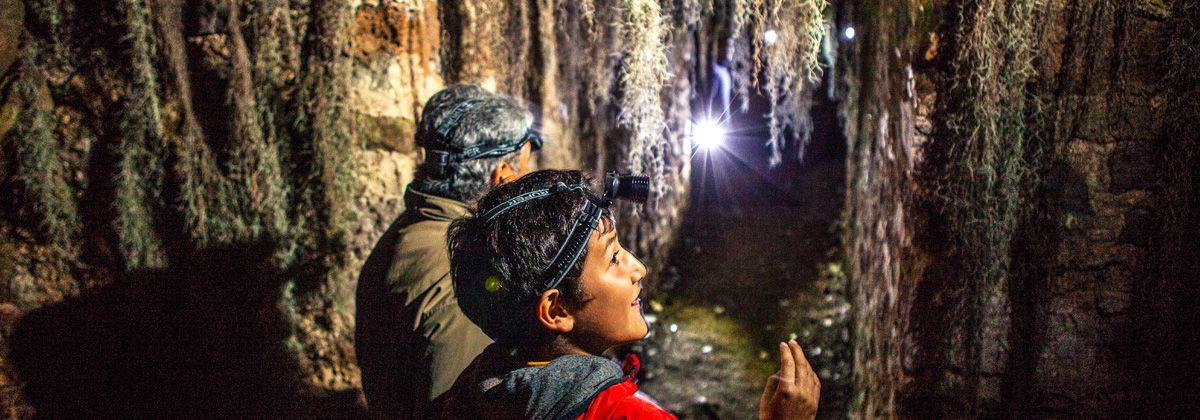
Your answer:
[442,170,820,419]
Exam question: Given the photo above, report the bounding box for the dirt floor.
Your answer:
[633,94,851,419]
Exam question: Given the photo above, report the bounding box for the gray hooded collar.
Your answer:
[457,344,630,420]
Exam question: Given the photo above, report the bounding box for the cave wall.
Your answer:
[0,0,703,415]
[842,0,1199,417]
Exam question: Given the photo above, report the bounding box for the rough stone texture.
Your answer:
[844,0,1199,418]
[344,0,439,274]
[0,0,20,78]
[1004,3,1180,417]
[350,0,441,141]
[0,0,704,416]
[348,149,416,266]
[836,0,923,417]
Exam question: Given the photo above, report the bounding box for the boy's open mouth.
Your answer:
[632,298,641,307]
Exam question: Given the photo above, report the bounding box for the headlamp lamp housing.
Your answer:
[602,172,651,206]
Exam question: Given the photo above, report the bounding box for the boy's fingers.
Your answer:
[761,371,780,405]
[778,341,796,382]
[788,340,811,382]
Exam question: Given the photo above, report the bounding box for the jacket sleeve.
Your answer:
[604,393,676,420]
[578,382,677,420]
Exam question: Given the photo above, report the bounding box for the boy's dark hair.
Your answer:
[412,84,533,203]
[448,169,608,342]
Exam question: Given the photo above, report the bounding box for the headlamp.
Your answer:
[480,172,650,294]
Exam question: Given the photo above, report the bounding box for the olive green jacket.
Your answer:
[355,187,493,418]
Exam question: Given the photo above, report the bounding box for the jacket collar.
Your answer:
[453,344,634,420]
[403,184,472,222]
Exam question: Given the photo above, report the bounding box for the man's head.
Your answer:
[413,84,538,203]
[448,170,649,354]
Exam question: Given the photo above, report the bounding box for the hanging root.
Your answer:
[114,0,169,269]
[225,0,282,240]
[248,0,293,242]
[725,0,828,165]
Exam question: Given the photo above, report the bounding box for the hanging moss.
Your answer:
[930,0,1041,285]
[726,0,755,113]
[723,0,828,166]
[616,0,669,205]
[114,0,168,269]
[145,0,223,245]
[289,0,357,290]
[762,0,827,165]
[24,0,66,63]
[173,122,245,244]
[924,0,1043,401]
[248,1,294,242]
[12,33,79,251]
[224,1,285,241]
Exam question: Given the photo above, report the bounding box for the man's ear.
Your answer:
[535,289,575,334]
[490,161,518,187]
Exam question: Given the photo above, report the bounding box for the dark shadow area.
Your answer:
[7,242,364,419]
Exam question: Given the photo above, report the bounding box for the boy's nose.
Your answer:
[629,253,648,283]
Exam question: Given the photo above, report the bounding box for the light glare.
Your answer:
[763,29,779,45]
[693,119,725,150]
[844,26,856,40]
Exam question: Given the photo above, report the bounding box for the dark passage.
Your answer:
[635,86,850,419]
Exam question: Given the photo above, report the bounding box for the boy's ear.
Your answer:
[535,289,575,334]
[490,161,518,187]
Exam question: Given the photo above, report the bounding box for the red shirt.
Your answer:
[577,355,676,420]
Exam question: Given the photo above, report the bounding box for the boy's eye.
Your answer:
[610,250,619,266]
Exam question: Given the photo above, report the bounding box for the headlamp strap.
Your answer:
[478,174,646,294]
[435,99,485,138]
[480,182,589,223]
[423,149,453,177]
[423,121,538,177]
[540,201,605,292]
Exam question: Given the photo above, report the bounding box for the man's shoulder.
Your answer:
[388,216,453,276]
[393,216,454,254]
[394,211,453,263]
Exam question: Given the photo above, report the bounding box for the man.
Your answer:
[355,84,541,418]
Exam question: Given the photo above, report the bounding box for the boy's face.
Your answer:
[566,218,649,352]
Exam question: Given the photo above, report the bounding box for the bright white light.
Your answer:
[692,119,725,150]
[763,29,779,45]
[843,26,856,40]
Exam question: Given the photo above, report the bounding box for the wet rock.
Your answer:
[184,0,230,36]
[1118,208,1154,247]
[1109,141,1157,192]
[0,0,21,76]
[349,1,442,126]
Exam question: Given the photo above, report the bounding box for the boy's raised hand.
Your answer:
[758,340,820,420]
